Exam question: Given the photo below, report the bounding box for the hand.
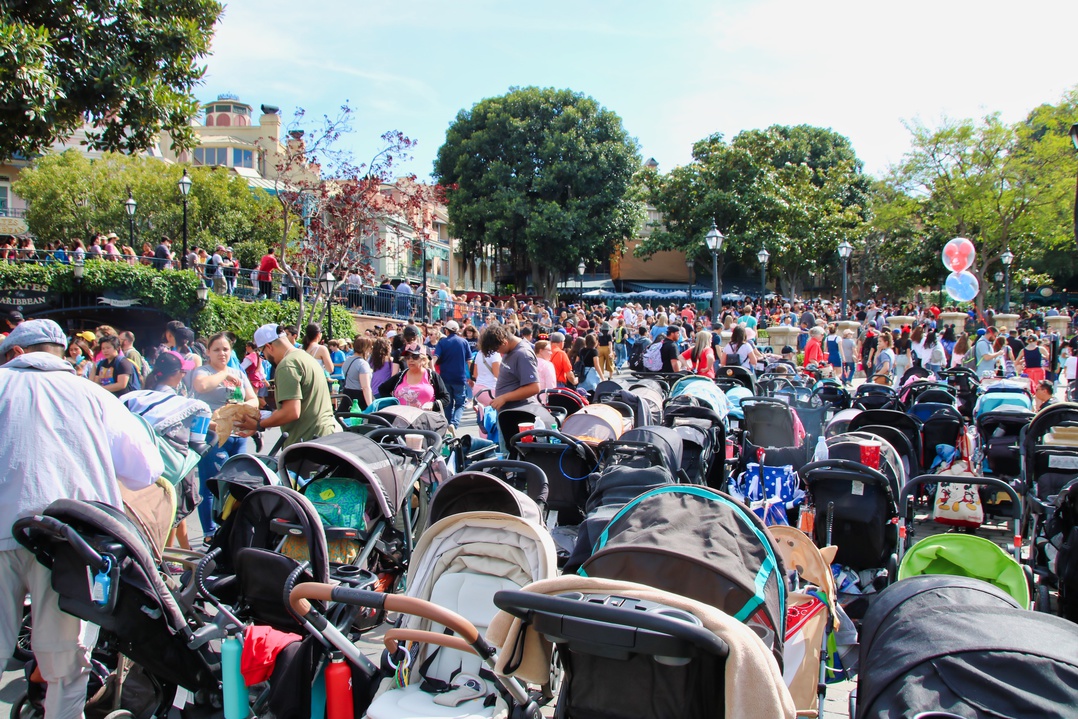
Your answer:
[236,414,259,433]
[489,395,507,410]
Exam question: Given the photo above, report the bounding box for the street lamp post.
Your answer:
[420,239,429,323]
[178,170,191,270]
[685,256,694,304]
[1023,276,1031,309]
[1001,250,1014,313]
[837,240,853,320]
[577,260,586,296]
[705,221,724,322]
[994,271,1005,309]
[872,284,878,299]
[319,270,338,341]
[124,189,136,248]
[1070,124,1078,248]
[757,247,770,304]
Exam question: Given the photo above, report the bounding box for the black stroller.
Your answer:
[853,575,1078,718]
[714,364,756,393]
[852,382,901,411]
[848,409,924,476]
[940,365,982,419]
[740,396,808,473]
[978,408,1034,481]
[663,403,726,488]
[13,500,222,715]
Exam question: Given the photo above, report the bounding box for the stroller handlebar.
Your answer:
[366,427,443,453]
[12,514,108,573]
[900,474,1023,544]
[384,628,477,657]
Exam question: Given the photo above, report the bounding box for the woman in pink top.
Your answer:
[534,340,558,390]
[378,344,450,409]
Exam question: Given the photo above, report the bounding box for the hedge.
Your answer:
[194,293,356,344]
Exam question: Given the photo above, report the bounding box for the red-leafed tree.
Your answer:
[269,103,446,326]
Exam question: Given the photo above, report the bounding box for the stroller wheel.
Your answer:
[103,711,135,719]
[9,695,39,719]
[540,647,563,703]
[13,612,32,663]
[1035,584,1053,614]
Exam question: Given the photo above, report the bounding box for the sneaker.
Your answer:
[433,674,485,707]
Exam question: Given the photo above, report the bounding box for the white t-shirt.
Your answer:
[1066,355,1078,383]
[911,339,933,364]
[474,351,500,388]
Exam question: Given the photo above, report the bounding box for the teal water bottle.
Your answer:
[221,634,249,719]
[310,661,327,719]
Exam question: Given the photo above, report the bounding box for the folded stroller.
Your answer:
[853,575,1078,719]
[489,577,796,718]
[14,500,222,713]
[576,485,787,664]
[663,404,725,487]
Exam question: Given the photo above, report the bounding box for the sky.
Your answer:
[201,0,1078,181]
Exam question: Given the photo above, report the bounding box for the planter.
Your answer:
[992,313,1020,332]
[838,320,861,337]
[938,312,968,330]
[765,325,801,352]
[1046,315,1071,335]
[886,315,916,331]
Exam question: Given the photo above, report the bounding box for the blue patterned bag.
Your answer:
[728,462,804,526]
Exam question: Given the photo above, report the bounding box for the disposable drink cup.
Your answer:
[518,422,535,442]
[860,440,881,469]
[404,434,424,452]
[190,415,210,444]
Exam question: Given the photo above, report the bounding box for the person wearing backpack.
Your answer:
[720,325,759,370]
[659,325,683,372]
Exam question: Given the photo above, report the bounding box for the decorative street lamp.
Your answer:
[757,247,770,303]
[1070,123,1078,248]
[837,240,853,320]
[178,169,192,270]
[319,270,338,341]
[1001,249,1014,313]
[705,221,724,320]
[420,239,429,323]
[196,285,210,304]
[684,255,694,303]
[73,257,85,283]
[872,283,878,297]
[577,260,586,295]
[1023,276,1031,309]
[994,271,1005,309]
[124,189,137,248]
[473,254,482,291]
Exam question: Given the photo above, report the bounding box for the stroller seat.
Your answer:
[366,571,519,719]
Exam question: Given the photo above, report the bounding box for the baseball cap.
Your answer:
[976,328,986,336]
[444,320,460,333]
[666,325,680,335]
[75,331,96,343]
[253,323,284,348]
[402,343,427,357]
[158,350,196,373]
[0,319,68,356]
[6,310,24,324]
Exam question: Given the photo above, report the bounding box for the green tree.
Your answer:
[434,87,643,298]
[13,151,284,259]
[639,125,870,298]
[0,0,222,161]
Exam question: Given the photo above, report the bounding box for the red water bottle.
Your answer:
[325,652,354,719]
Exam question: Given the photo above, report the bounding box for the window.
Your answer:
[0,185,8,214]
[233,149,253,168]
[194,147,227,166]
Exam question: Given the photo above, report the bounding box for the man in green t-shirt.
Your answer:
[237,323,340,449]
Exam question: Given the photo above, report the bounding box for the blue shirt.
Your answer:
[434,332,471,383]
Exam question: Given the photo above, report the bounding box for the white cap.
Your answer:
[253,323,285,348]
[445,320,460,332]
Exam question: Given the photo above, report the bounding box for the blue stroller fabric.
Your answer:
[728,462,805,526]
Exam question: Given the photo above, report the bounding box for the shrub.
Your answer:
[193,294,356,344]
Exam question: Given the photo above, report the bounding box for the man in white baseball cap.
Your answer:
[236,324,339,449]
[0,320,162,718]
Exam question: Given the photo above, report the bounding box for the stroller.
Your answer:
[852,382,900,411]
[811,378,851,411]
[713,364,757,394]
[668,375,730,422]
[824,407,862,437]
[740,396,808,474]
[663,403,725,488]
[940,365,983,419]
[13,499,222,714]
[1020,402,1078,619]
[538,387,588,423]
[900,380,957,409]
[356,470,558,719]
[974,379,1034,416]
[977,408,1034,480]
[576,485,788,664]
[852,575,1078,719]
[848,409,924,476]
[489,576,796,719]
[774,384,829,442]
[205,452,280,526]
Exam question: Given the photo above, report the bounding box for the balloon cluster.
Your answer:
[942,238,979,302]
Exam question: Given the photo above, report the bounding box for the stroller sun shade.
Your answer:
[581,485,786,664]
[605,425,684,477]
[562,404,626,445]
[280,432,413,520]
[372,404,450,436]
[427,471,545,527]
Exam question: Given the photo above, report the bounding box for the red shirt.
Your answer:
[681,347,715,377]
[551,348,573,384]
[804,337,826,365]
[257,254,281,282]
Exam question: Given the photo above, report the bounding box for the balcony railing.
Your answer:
[0,207,27,218]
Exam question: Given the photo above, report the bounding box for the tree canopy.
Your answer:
[639,125,870,298]
[434,86,643,297]
[0,0,223,161]
[13,151,284,253]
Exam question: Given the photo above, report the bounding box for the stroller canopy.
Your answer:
[581,485,787,662]
[428,472,545,527]
[824,431,905,496]
[614,425,684,477]
[280,432,412,520]
[562,404,626,445]
[856,575,1078,719]
[898,534,1029,607]
[670,378,731,421]
[373,404,450,436]
[825,408,862,437]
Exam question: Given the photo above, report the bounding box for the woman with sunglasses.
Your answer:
[377,344,449,410]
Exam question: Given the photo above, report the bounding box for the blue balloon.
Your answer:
[945,270,980,303]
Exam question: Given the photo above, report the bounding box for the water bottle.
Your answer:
[325,652,353,719]
[346,399,360,427]
[221,634,248,719]
[814,435,829,462]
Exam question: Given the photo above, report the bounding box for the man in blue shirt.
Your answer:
[433,320,471,428]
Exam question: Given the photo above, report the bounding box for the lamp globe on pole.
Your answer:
[319,270,338,341]
[178,169,192,270]
[124,189,137,247]
[705,221,724,322]
[1001,250,1014,313]
[837,240,853,321]
[577,260,586,294]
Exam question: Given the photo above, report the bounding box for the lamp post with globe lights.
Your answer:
[319,270,338,341]
[994,272,1005,309]
[178,170,192,269]
[1023,276,1031,309]
[757,247,770,304]
[1070,123,1078,248]
[685,255,694,303]
[837,240,853,320]
[705,222,724,321]
[577,260,586,296]
[1001,250,1014,313]
[124,189,136,248]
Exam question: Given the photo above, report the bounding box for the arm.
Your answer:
[248,398,301,430]
[359,372,373,407]
[191,367,230,394]
[318,346,334,374]
[103,372,131,393]
[241,376,258,407]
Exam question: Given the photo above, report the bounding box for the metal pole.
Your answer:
[128,216,134,248]
[181,196,188,270]
[1004,265,1011,314]
[1073,167,1078,249]
[421,240,429,323]
[760,263,766,303]
[841,257,848,320]
[327,289,333,341]
[711,249,719,324]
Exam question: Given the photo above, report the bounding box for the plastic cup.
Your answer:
[860,440,881,469]
[404,434,424,452]
[190,415,210,444]
[518,422,535,442]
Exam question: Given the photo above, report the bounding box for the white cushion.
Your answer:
[366,682,498,719]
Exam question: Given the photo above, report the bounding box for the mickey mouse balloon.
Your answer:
[942,237,976,273]
[945,270,980,303]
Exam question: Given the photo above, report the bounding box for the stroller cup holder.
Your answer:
[494,591,727,666]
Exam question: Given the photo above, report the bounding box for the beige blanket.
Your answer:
[486,576,795,719]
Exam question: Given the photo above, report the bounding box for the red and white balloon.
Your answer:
[941,237,975,273]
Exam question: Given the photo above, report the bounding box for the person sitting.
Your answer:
[1035,379,1058,411]
[378,344,449,410]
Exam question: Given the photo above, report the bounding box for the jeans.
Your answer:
[197,434,249,536]
[614,342,628,369]
[444,382,468,427]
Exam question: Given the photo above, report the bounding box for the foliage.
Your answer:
[193,294,355,344]
[0,0,223,161]
[0,259,201,318]
[434,86,644,299]
[639,125,870,298]
[13,151,285,256]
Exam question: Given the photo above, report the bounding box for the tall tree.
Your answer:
[434,87,643,298]
[639,125,870,298]
[0,0,223,160]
